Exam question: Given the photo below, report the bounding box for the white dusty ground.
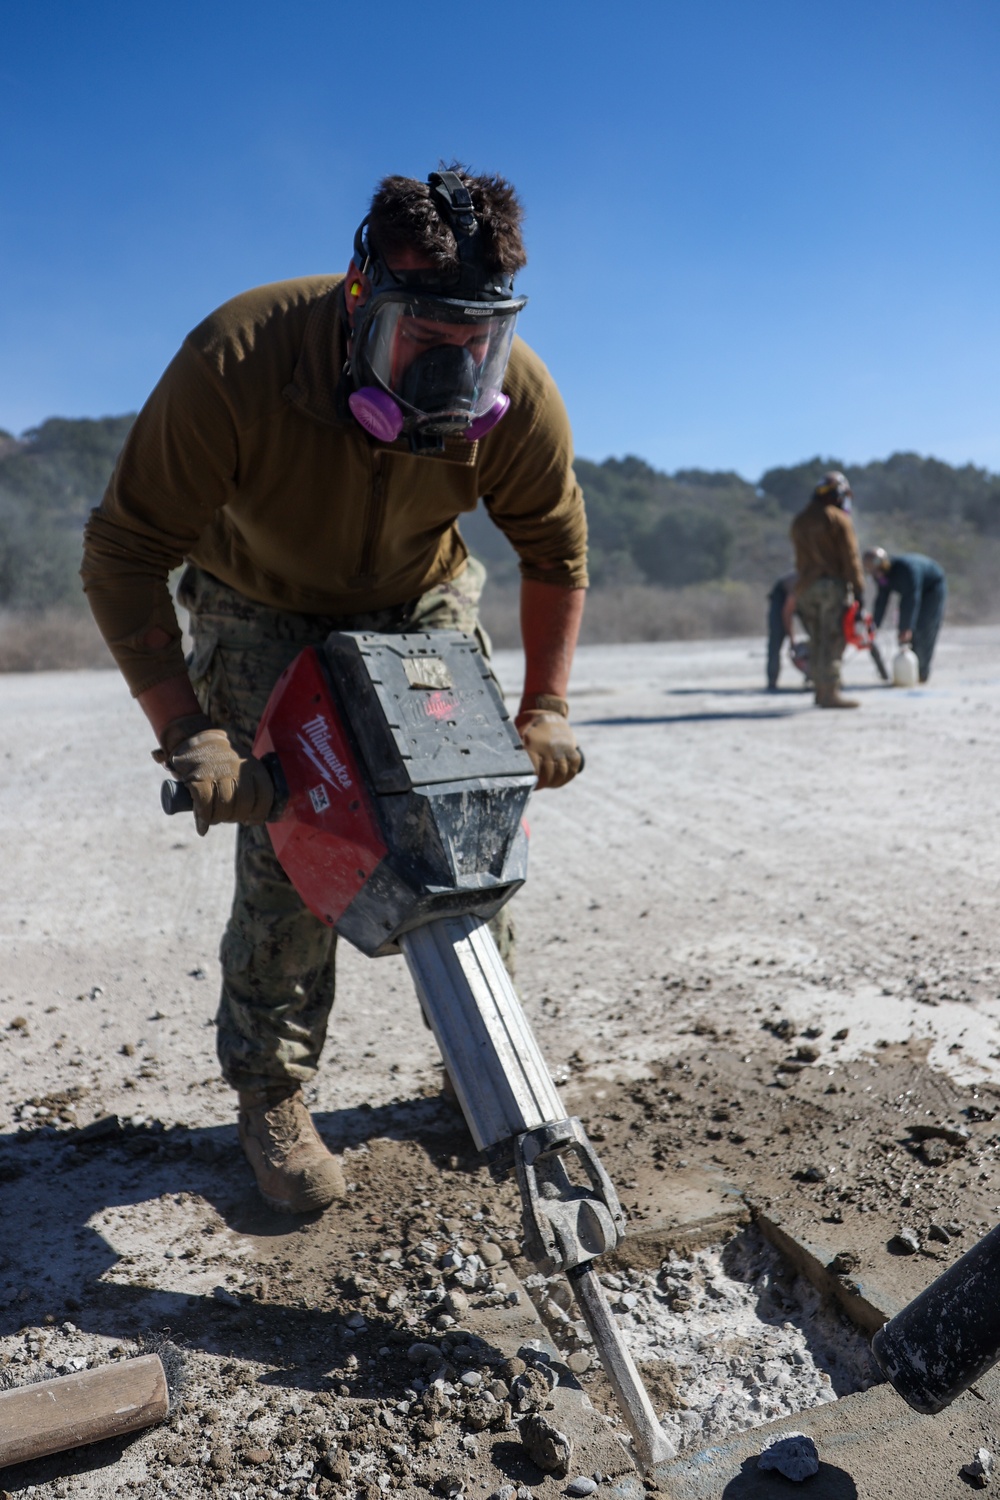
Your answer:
[2,624,1000,1498]
[3,625,999,1130]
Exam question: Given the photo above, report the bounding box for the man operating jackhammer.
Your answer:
[790,470,867,709]
[81,166,587,1215]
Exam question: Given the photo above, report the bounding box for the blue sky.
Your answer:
[1,0,997,478]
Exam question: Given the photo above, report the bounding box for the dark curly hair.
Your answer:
[366,163,527,276]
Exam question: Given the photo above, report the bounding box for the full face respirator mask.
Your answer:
[347,170,527,449]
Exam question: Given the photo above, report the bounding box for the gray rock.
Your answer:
[890,1228,920,1255]
[566,1479,598,1497]
[827,1249,860,1275]
[520,1411,573,1475]
[961,1448,994,1488]
[757,1432,820,1481]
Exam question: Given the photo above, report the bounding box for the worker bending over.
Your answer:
[863,549,946,684]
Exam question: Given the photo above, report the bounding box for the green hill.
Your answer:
[1,416,998,639]
[461,450,1000,626]
[0,416,134,611]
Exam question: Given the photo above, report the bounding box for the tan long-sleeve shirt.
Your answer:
[790,496,865,599]
[81,276,588,697]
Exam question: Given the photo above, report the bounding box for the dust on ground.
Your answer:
[2,625,999,1497]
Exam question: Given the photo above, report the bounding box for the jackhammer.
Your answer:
[163,628,676,1473]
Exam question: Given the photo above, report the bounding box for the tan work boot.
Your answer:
[237,1085,345,1213]
[815,684,859,709]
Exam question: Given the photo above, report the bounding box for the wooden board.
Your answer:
[0,1353,169,1468]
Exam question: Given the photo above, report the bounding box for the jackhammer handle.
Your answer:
[161,780,193,816]
[159,752,288,821]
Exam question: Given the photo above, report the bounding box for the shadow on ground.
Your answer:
[721,1456,858,1496]
[664,686,810,699]
[578,710,801,726]
[0,1096,480,1387]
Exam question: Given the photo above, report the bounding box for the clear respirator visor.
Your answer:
[355,292,524,428]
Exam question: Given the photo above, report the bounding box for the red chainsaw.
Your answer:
[843,600,889,681]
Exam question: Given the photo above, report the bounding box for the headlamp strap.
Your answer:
[353,214,372,273]
[428,170,477,239]
[427,169,485,282]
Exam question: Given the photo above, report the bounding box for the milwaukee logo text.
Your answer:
[298,714,353,791]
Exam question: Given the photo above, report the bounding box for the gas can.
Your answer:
[892,646,919,687]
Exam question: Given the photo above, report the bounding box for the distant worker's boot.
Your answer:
[237,1084,345,1213]
[815,684,859,709]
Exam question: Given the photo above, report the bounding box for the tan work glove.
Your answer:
[515,694,583,790]
[154,715,273,836]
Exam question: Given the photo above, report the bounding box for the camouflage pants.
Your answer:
[177,560,516,1091]
[796,578,848,694]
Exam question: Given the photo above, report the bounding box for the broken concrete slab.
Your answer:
[650,1367,1000,1499]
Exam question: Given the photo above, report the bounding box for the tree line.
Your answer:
[2,415,998,614]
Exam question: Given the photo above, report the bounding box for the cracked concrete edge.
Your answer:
[646,1367,1000,1499]
[753,1211,893,1336]
[606,1167,752,1271]
[612,1162,901,1333]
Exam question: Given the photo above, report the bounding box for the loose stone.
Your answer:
[757,1432,820,1481]
[519,1411,572,1475]
[566,1479,598,1497]
[961,1448,994,1488]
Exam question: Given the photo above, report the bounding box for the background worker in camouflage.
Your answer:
[790,471,867,709]
[82,166,587,1214]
